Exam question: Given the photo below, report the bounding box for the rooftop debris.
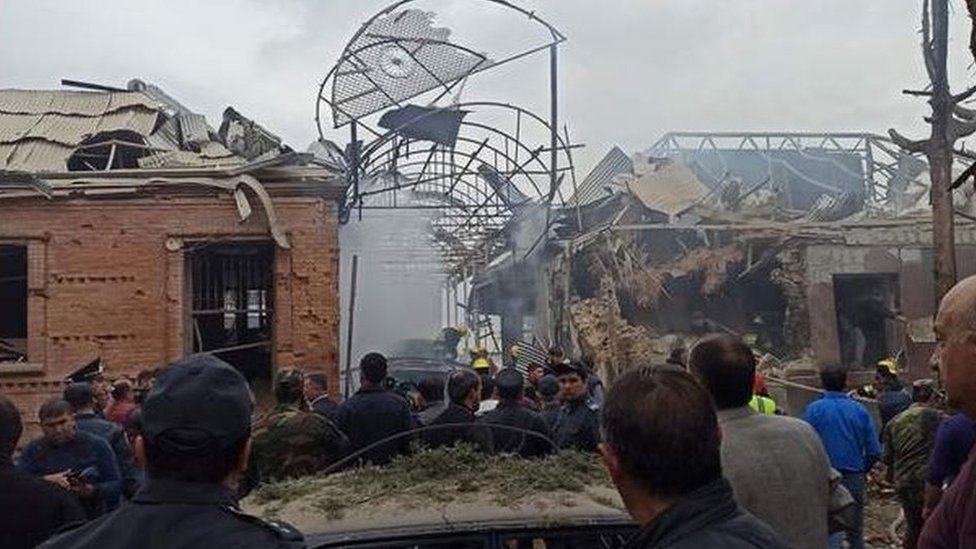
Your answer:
[0,81,290,173]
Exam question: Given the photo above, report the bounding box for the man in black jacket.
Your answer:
[425,368,493,453]
[303,372,339,422]
[480,368,553,457]
[600,368,787,549]
[0,395,85,549]
[551,361,600,451]
[336,353,414,465]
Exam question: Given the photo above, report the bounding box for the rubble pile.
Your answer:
[569,294,661,383]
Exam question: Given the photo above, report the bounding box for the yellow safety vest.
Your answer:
[749,395,777,415]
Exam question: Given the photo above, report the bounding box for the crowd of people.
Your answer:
[2,275,976,548]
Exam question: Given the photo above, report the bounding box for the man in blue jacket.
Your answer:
[18,397,121,520]
[804,368,881,549]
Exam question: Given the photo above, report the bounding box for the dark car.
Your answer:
[387,356,460,388]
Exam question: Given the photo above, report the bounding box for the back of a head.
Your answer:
[480,374,496,401]
[63,382,94,411]
[447,369,480,405]
[0,395,23,460]
[418,376,445,402]
[688,334,756,410]
[111,379,133,402]
[912,380,935,403]
[602,368,722,499]
[495,368,524,401]
[360,352,388,385]
[141,355,253,484]
[820,368,848,392]
[274,369,305,405]
[538,374,559,399]
[306,372,329,393]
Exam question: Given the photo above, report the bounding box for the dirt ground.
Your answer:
[864,484,902,549]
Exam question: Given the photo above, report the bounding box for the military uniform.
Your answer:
[251,404,348,483]
[552,399,601,452]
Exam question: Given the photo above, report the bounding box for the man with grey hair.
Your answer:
[919,275,976,547]
[424,368,493,453]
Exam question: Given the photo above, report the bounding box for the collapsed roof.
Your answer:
[0,80,289,173]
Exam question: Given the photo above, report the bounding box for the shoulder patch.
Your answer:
[222,505,305,546]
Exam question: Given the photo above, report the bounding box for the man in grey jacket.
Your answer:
[689,334,833,549]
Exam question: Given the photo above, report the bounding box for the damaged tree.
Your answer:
[890,0,976,300]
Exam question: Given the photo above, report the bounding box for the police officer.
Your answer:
[39,355,305,549]
[551,361,601,452]
[479,368,554,457]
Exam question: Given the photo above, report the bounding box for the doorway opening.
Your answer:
[833,273,900,369]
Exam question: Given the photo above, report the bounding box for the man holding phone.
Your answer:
[18,397,121,520]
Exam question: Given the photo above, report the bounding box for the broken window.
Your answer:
[0,245,28,362]
[834,274,900,369]
[188,243,274,383]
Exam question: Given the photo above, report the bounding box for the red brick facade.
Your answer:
[0,175,343,432]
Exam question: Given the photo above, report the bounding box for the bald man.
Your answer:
[919,275,976,548]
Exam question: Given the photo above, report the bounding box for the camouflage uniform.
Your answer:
[251,370,348,483]
[251,404,348,483]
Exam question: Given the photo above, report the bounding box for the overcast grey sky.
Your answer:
[2,0,975,174]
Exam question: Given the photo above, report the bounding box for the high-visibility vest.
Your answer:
[749,394,777,415]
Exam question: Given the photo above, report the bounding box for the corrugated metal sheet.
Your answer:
[0,90,158,116]
[138,149,245,169]
[0,114,42,143]
[627,162,709,216]
[198,141,235,159]
[0,109,158,147]
[23,113,100,145]
[0,140,71,172]
[95,108,158,136]
[572,146,633,206]
[178,113,210,146]
[0,89,247,172]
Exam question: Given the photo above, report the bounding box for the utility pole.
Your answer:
[890,0,976,301]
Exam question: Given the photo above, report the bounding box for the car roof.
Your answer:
[243,448,631,543]
[271,488,632,544]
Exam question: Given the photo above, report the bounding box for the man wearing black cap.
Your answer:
[39,355,304,549]
[552,361,601,452]
[479,368,554,457]
[63,383,140,500]
[0,395,85,549]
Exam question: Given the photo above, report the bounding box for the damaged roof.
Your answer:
[0,84,286,173]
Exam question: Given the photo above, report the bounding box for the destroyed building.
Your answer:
[0,82,344,426]
[521,132,976,385]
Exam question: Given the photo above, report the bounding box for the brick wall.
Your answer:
[0,190,341,436]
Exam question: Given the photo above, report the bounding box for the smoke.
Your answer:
[338,193,448,392]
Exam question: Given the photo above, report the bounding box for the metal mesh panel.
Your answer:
[331,9,492,126]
